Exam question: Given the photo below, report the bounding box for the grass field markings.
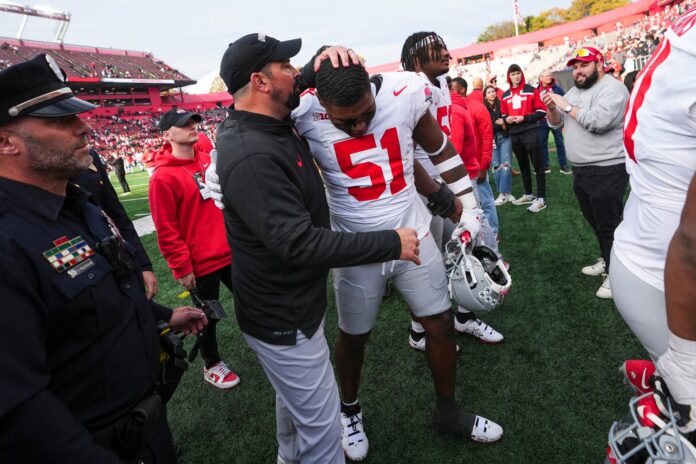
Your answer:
[116,197,149,202]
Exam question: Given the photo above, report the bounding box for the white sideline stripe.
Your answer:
[117,197,149,202]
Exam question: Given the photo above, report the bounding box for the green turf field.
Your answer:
[116,146,645,463]
[108,169,152,219]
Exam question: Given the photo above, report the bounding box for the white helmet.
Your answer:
[607,392,696,464]
[444,236,511,313]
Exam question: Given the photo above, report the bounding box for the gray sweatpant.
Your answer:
[610,250,668,361]
[243,322,345,464]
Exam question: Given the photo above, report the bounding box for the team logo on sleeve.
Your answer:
[43,236,95,273]
[424,86,433,103]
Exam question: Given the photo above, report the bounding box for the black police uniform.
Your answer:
[0,178,176,463]
[71,149,153,272]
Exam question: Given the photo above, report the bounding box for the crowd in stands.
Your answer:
[86,108,226,171]
[0,41,190,80]
[452,0,693,87]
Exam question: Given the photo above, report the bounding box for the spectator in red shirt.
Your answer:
[486,75,505,101]
[500,63,548,213]
[467,76,484,103]
[451,77,499,235]
[149,109,240,390]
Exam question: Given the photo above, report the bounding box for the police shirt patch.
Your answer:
[67,259,96,278]
[43,235,95,273]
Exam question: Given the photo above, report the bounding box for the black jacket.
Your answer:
[216,110,401,345]
[70,149,152,271]
[0,177,171,462]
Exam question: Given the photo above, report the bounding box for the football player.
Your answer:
[611,5,696,362]
[399,32,505,351]
[291,59,503,461]
[607,173,696,464]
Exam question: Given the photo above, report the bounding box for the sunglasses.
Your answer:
[574,48,597,58]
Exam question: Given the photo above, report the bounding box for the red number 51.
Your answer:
[333,127,406,201]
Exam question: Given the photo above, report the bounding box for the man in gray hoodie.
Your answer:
[543,46,629,300]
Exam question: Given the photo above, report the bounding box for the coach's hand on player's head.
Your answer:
[313,46,363,71]
[396,228,421,265]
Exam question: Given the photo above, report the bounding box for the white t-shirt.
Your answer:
[613,7,696,291]
[413,73,451,179]
[293,71,433,238]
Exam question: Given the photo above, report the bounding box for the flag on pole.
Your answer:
[513,0,524,36]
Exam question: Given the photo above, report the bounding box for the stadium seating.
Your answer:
[0,39,191,81]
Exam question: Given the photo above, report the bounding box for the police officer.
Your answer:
[71,148,159,299]
[0,54,207,463]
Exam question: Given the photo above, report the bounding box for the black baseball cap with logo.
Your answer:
[158,108,203,131]
[0,53,96,125]
[219,33,302,94]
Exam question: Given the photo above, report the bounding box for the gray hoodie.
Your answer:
[549,74,629,167]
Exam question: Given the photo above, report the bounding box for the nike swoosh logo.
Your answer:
[296,156,303,167]
[393,85,408,96]
[640,370,649,391]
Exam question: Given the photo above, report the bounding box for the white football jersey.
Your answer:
[613,7,696,291]
[413,73,451,179]
[292,72,433,238]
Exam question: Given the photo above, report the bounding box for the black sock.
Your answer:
[409,328,426,340]
[341,401,361,416]
[455,311,477,324]
[436,394,457,413]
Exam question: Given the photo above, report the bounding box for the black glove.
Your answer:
[426,182,456,218]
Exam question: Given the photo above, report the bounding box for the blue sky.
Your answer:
[0,0,569,80]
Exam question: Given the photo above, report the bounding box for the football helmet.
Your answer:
[444,231,511,313]
[606,392,696,464]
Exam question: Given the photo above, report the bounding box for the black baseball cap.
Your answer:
[220,33,302,94]
[0,53,96,125]
[158,108,202,131]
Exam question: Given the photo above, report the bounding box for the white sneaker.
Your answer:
[511,194,535,205]
[454,317,504,344]
[408,329,460,352]
[596,275,612,299]
[203,361,240,390]
[470,415,504,443]
[527,198,546,213]
[494,193,516,206]
[433,408,503,444]
[582,258,606,276]
[341,409,368,461]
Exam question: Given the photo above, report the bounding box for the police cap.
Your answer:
[0,53,96,125]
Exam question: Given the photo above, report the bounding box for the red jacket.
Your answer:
[466,97,494,172]
[500,68,546,135]
[449,91,480,179]
[468,88,483,104]
[149,143,231,279]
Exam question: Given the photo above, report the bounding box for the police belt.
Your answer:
[91,394,162,462]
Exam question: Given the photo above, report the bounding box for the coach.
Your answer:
[212,34,419,463]
[544,46,629,299]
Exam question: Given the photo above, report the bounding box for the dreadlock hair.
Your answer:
[316,59,370,108]
[451,77,468,92]
[401,32,447,72]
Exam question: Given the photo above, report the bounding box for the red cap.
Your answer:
[567,46,604,67]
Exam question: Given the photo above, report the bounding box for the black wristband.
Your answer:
[426,182,456,218]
